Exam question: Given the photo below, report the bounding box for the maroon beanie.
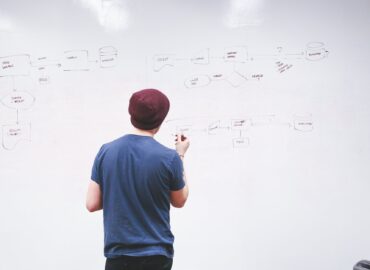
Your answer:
[128,89,170,130]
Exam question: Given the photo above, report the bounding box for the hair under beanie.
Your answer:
[128,89,170,130]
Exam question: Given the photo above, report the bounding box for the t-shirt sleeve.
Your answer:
[169,153,186,191]
[91,145,105,185]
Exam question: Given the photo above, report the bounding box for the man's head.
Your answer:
[128,89,170,131]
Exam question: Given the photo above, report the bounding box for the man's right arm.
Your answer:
[170,134,190,208]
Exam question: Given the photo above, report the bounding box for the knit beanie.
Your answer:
[128,89,170,130]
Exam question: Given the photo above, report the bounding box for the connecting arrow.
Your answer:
[30,60,62,68]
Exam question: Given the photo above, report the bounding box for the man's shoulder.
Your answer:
[102,135,176,156]
[123,134,174,154]
[96,136,127,154]
[105,134,132,146]
[147,140,176,160]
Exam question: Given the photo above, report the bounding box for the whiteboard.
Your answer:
[1,1,370,269]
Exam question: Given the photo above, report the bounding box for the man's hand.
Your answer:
[175,133,190,156]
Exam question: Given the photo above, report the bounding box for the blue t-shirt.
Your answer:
[91,134,185,258]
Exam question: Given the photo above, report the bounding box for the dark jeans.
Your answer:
[105,255,173,270]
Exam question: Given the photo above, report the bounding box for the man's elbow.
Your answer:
[171,199,187,208]
[86,202,102,212]
[170,187,189,208]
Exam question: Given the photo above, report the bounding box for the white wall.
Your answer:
[0,1,370,269]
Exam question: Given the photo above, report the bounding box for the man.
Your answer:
[86,89,190,270]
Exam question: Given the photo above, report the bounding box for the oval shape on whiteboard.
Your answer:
[184,75,211,88]
[1,91,35,110]
[305,42,328,61]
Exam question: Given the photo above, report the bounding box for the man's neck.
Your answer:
[131,128,155,137]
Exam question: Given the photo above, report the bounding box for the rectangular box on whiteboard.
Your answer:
[62,50,89,71]
[0,54,31,77]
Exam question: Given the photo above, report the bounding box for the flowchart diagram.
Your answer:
[152,42,329,88]
[0,46,118,150]
[165,113,313,149]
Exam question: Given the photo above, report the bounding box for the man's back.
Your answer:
[87,89,190,270]
[91,134,185,258]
